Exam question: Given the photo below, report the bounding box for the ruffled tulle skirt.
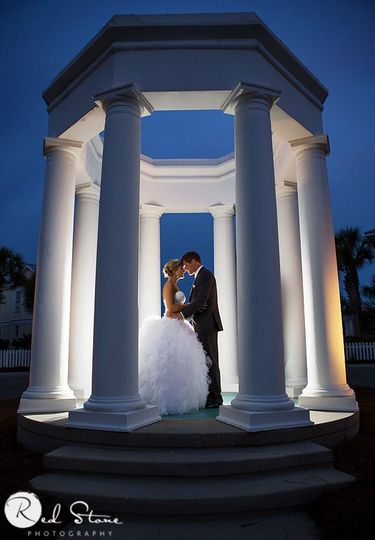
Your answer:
[139,316,210,415]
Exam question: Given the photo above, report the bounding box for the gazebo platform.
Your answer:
[18,407,358,517]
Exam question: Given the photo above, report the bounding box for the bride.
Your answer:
[138,258,210,415]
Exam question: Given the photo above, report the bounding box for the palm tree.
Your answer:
[335,227,374,336]
[362,275,375,307]
[0,247,26,304]
[23,271,36,313]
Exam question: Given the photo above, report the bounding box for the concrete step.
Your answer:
[43,441,333,477]
[31,441,354,515]
[31,465,353,515]
[18,410,360,454]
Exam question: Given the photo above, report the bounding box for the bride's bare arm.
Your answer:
[169,301,190,313]
[163,281,175,314]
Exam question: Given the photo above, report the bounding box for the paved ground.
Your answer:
[0,371,28,399]
[63,510,321,540]
[346,363,375,388]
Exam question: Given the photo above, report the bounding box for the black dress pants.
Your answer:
[198,331,223,405]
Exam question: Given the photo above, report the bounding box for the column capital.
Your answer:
[94,84,154,117]
[140,204,164,218]
[43,137,83,159]
[290,134,330,156]
[221,82,281,115]
[75,182,100,202]
[208,203,235,219]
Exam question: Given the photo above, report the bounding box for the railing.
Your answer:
[0,349,31,368]
[345,342,375,362]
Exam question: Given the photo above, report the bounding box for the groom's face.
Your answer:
[183,259,199,275]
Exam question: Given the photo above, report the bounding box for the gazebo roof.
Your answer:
[43,12,328,106]
[43,12,328,142]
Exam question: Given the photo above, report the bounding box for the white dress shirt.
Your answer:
[193,265,203,282]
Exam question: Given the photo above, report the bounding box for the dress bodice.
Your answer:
[174,290,186,305]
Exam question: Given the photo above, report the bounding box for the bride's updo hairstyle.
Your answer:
[163,258,182,278]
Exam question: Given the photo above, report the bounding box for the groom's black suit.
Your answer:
[181,267,223,406]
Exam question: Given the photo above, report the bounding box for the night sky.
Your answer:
[1,0,374,294]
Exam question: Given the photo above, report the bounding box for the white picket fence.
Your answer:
[345,342,375,362]
[0,349,31,368]
[0,343,374,368]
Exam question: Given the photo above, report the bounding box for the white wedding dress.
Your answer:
[138,290,210,415]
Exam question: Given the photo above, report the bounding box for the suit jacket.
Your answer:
[181,267,223,335]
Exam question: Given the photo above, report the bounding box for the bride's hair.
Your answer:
[163,258,182,278]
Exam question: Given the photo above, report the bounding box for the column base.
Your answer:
[18,396,77,414]
[298,394,358,412]
[216,404,312,432]
[286,385,306,399]
[18,386,77,414]
[298,384,358,412]
[222,379,239,393]
[66,405,161,432]
[70,386,90,401]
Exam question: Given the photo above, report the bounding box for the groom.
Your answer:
[180,251,223,409]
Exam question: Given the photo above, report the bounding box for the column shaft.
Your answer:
[68,184,100,400]
[67,88,159,431]
[234,93,287,398]
[210,205,238,392]
[218,86,311,431]
[276,184,307,398]
[19,138,81,413]
[91,97,140,402]
[292,135,357,411]
[139,205,163,325]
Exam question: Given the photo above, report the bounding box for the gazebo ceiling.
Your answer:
[75,132,296,212]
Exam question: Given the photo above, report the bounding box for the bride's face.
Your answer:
[174,266,184,280]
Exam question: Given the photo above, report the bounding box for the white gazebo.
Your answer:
[18,12,357,433]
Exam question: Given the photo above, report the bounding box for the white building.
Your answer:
[0,265,34,345]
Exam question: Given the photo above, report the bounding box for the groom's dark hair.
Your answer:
[181,251,201,263]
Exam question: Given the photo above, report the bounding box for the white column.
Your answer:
[18,137,82,413]
[291,135,357,411]
[68,183,100,400]
[276,183,307,398]
[218,83,311,431]
[67,85,160,431]
[139,204,163,325]
[209,204,238,392]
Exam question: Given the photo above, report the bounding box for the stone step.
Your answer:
[44,441,332,477]
[31,465,353,515]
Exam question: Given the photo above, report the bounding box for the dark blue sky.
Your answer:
[1,0,374,289]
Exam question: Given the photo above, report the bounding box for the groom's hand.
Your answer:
[166,311,182,319]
